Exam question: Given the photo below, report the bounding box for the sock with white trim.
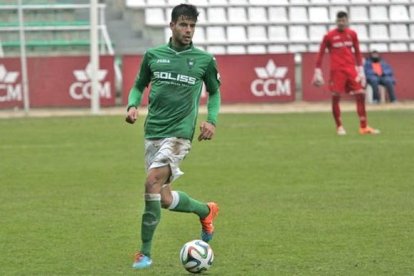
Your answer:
[140,193,161,257]
[168,191,209,218]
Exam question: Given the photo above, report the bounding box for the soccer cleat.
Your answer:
[132,252,152,269]
[200,202,219,243]
[336,126,346,135]
[359,126,380,135]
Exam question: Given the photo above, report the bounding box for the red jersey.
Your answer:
[316,28,362,70]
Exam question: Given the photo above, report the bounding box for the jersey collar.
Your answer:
[167,38,194,54]
[335,27,348,33]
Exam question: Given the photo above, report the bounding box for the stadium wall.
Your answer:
[122,53,296,105]
[0,56,115,108]
[1,52,413,109]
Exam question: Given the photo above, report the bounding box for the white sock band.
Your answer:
[168,191,180,210]
[144,193,161,201]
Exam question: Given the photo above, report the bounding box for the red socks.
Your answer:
[332,95,342,127]
[355,93,367,128]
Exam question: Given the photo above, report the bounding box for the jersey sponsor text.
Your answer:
[154,71,196,85]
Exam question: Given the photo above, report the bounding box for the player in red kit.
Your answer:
[312,11,380,135]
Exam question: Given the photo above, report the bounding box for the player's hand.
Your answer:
[359,76,367,87]
[356,66,366,87]
[312,68,324,87]
[198,121,215,141]
[125,107,138,124]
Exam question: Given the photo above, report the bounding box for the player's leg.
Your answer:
[141,166,170,254]
[331,93,346,135]
[355,92,379,134]
[379,76,397,102]
[355,92,368,129]
[133,139,171,269]
[161,185,209,217]
[329,70,346,135]
[346,68,380,134]
[133,165,171,269]
[155,137,218,242]
[162,185,219,243]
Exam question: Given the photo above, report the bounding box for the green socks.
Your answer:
[140,194,161,257]
[139,191,209,257]
[169,191,209,218]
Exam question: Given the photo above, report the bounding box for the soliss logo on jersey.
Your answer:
[154,71,196,85]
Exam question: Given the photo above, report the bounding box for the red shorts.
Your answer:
[329,67,363,94]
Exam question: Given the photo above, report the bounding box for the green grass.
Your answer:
[1,110,414,275]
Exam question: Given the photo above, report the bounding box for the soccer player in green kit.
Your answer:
[125,4,221,270]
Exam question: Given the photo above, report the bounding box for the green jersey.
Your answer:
[128,40,221,140]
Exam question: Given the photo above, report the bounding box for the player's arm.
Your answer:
[313,35,328,87]
[126,87,142,124]
[352,32,366,87]
[126,52,151,124]
[199,57,221,141]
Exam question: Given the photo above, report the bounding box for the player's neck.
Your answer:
[169,38,192,52]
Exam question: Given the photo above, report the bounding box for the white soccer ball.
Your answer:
[179,240,214,274]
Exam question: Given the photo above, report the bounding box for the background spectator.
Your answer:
[364,50,397,103]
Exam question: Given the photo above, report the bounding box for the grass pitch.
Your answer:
[1,110,414,275]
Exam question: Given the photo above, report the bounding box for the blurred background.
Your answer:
[1,0,414,112]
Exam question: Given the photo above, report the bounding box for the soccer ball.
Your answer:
[179,240,214,273]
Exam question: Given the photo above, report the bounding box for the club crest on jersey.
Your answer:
[187,58,196,69]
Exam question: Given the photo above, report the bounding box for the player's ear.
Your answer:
[169,21,175,30]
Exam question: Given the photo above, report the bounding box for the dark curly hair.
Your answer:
[336,11,348,19]
[171,4,199,22]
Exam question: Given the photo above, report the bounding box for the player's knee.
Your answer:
[145,174,166,192]
[161,198,172,209]
[160,189,173,208]
[367,82,378,89]
[381,79,394,87]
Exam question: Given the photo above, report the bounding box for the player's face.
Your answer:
[336,17,349,31]
[170,16,196,47]
[371,52,380,61]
